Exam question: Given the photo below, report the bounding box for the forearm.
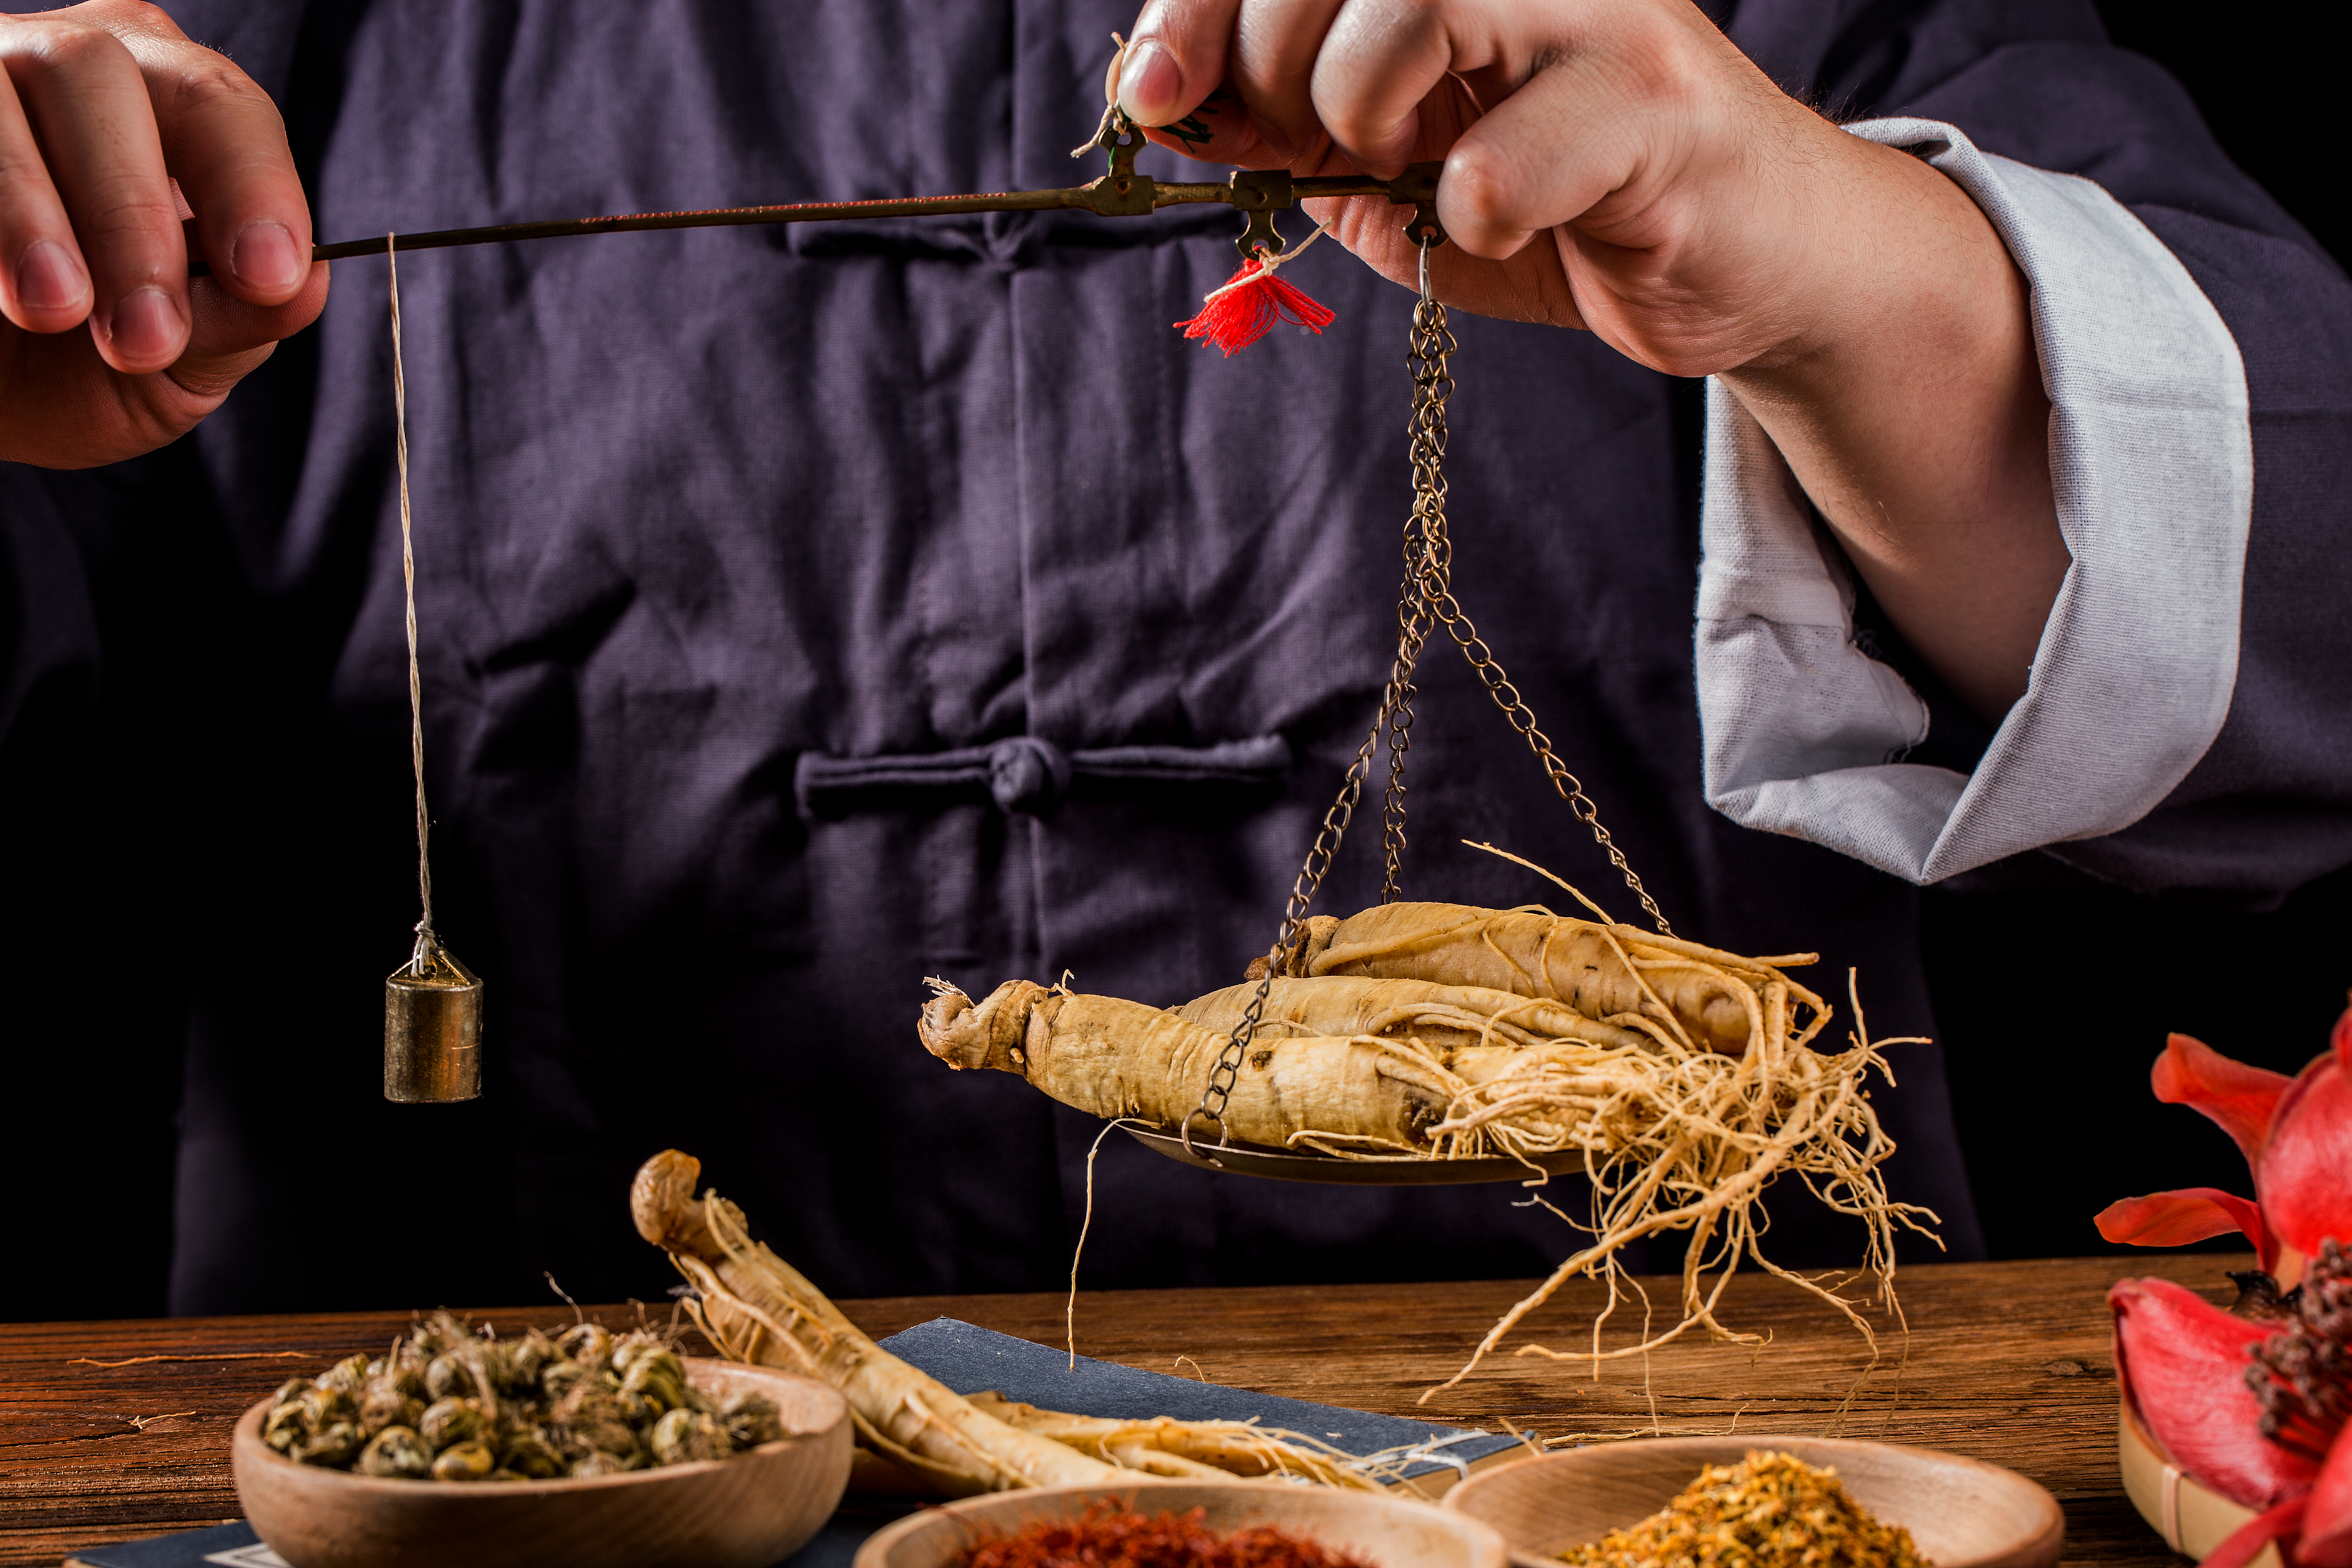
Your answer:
[1717,133,2067,721]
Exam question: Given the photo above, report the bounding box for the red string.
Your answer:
[1174,257,1337,356]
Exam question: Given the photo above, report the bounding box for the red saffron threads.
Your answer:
[953,1502,1368,1568]
[1174,258,1337,357]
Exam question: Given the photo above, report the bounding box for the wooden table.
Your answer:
[0,1254,2231,1567]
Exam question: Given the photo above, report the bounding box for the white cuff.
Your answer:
[1696,117,2252,883]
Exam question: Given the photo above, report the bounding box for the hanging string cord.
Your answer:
[389,235,437,975]
[1197,221,1335,306]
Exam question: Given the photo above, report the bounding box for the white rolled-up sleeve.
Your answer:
[1697,117,2252,884]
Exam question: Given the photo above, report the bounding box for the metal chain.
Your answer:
[1399,258,1674,938]
[1180,238,1673,1156]
[1181,643,1415,1153]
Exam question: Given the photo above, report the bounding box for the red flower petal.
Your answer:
[2110,1277,2315,1509]
[2154,1033,2293,1170]
[2256,1041,2352,1260]
[2096,1188,2271,1264]
[2202,1496,2307,1568]
[2308,1432,2352,1568]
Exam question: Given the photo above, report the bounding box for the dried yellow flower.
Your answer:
[1561,1451,1930,1568]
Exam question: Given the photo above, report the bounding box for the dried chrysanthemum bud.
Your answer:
[567,1451,634,1479]
[261,1400,310,1455]
[356,1425,434,1479]
[271,1377,312,1408]
[510,1330,556,1389]
[417,1397,490,1452]
[424,1353,471,1403]
[357,1381,424,1440]
[651,1408,732,1467]
[295,1421,363,1469]
[499,1430,566,1479]
[621,1349,688,1414]
[298,1384,355,1434]
[430,1440,497,1482]
[317,1355,371,1397]
[539,1358,594,1400]
[558,1323,613,1371]
[550,1384,638,1461]
[412,1311,470,1357]
[721,1391,783,1450]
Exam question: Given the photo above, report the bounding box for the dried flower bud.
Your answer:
[295,1421,363,1469]
[557,1323,612,1371]
[262,1400,310,1455]
[650,1408,732,1467]
[356,1425,433,1479]
[424,1353,470,1402]
[499,1431,565,1480]
[317,1355,371,1397]
[430,1440,497,1482]
[722,1391,783,1450]
[418,1397,490,1452]
[358,1381,424,1440]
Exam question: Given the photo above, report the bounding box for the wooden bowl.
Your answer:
[232,1357,852,1568]
[856,1480,1510,1568]
[2118,1398,2281,1568]
[1445,1437,2062,1568]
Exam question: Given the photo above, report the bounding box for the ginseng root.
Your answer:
[633,1150,1123,1494]
[632,1150,1379,1493]
[1177,976,1651,1057]
[915,862,1940,1397]
[1291,902,1825,1058]
[918,980,1457,1153]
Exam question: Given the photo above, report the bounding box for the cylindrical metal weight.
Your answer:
[385,945,483,1103]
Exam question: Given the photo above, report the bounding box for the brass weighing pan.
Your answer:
[1123,1125,1585,1186]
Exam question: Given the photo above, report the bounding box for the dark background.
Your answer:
[8,2,2344,1321]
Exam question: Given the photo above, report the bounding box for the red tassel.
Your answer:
[1174,258,1336,356]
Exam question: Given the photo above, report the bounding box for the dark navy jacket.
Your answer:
[1,0,2345,1314]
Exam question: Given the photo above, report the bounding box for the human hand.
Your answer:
[1116,0,1974,377]
[1,1,327,468]
[1118,0,2067,722]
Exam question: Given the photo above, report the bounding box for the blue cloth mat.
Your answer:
[70,1318,1508,1568]
[878,1317,1514,1478]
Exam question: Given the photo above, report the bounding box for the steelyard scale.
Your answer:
[364,103,1671,1185]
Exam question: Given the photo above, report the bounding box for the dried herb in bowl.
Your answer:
[260,1312,783,1482]
[954,1502,1369,1568]
[1561,1451,1928,1568]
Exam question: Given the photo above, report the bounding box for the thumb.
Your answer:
[166,261,330,401]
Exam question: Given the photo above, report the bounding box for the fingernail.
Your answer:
[16,240,87,312]
[106,286,184,362]
[232,219,303,293]
[1118,39,1181,124]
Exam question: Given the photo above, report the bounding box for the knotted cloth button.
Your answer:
[988,736,1071,814]
[792,733,1289,818]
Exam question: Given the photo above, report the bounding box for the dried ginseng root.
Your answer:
[918,867,1941,1392]
[919,981,1462,1153]
[1177,976,1653,1058]
[632,1150,1381,1494]
[1266,902,1824,1059]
